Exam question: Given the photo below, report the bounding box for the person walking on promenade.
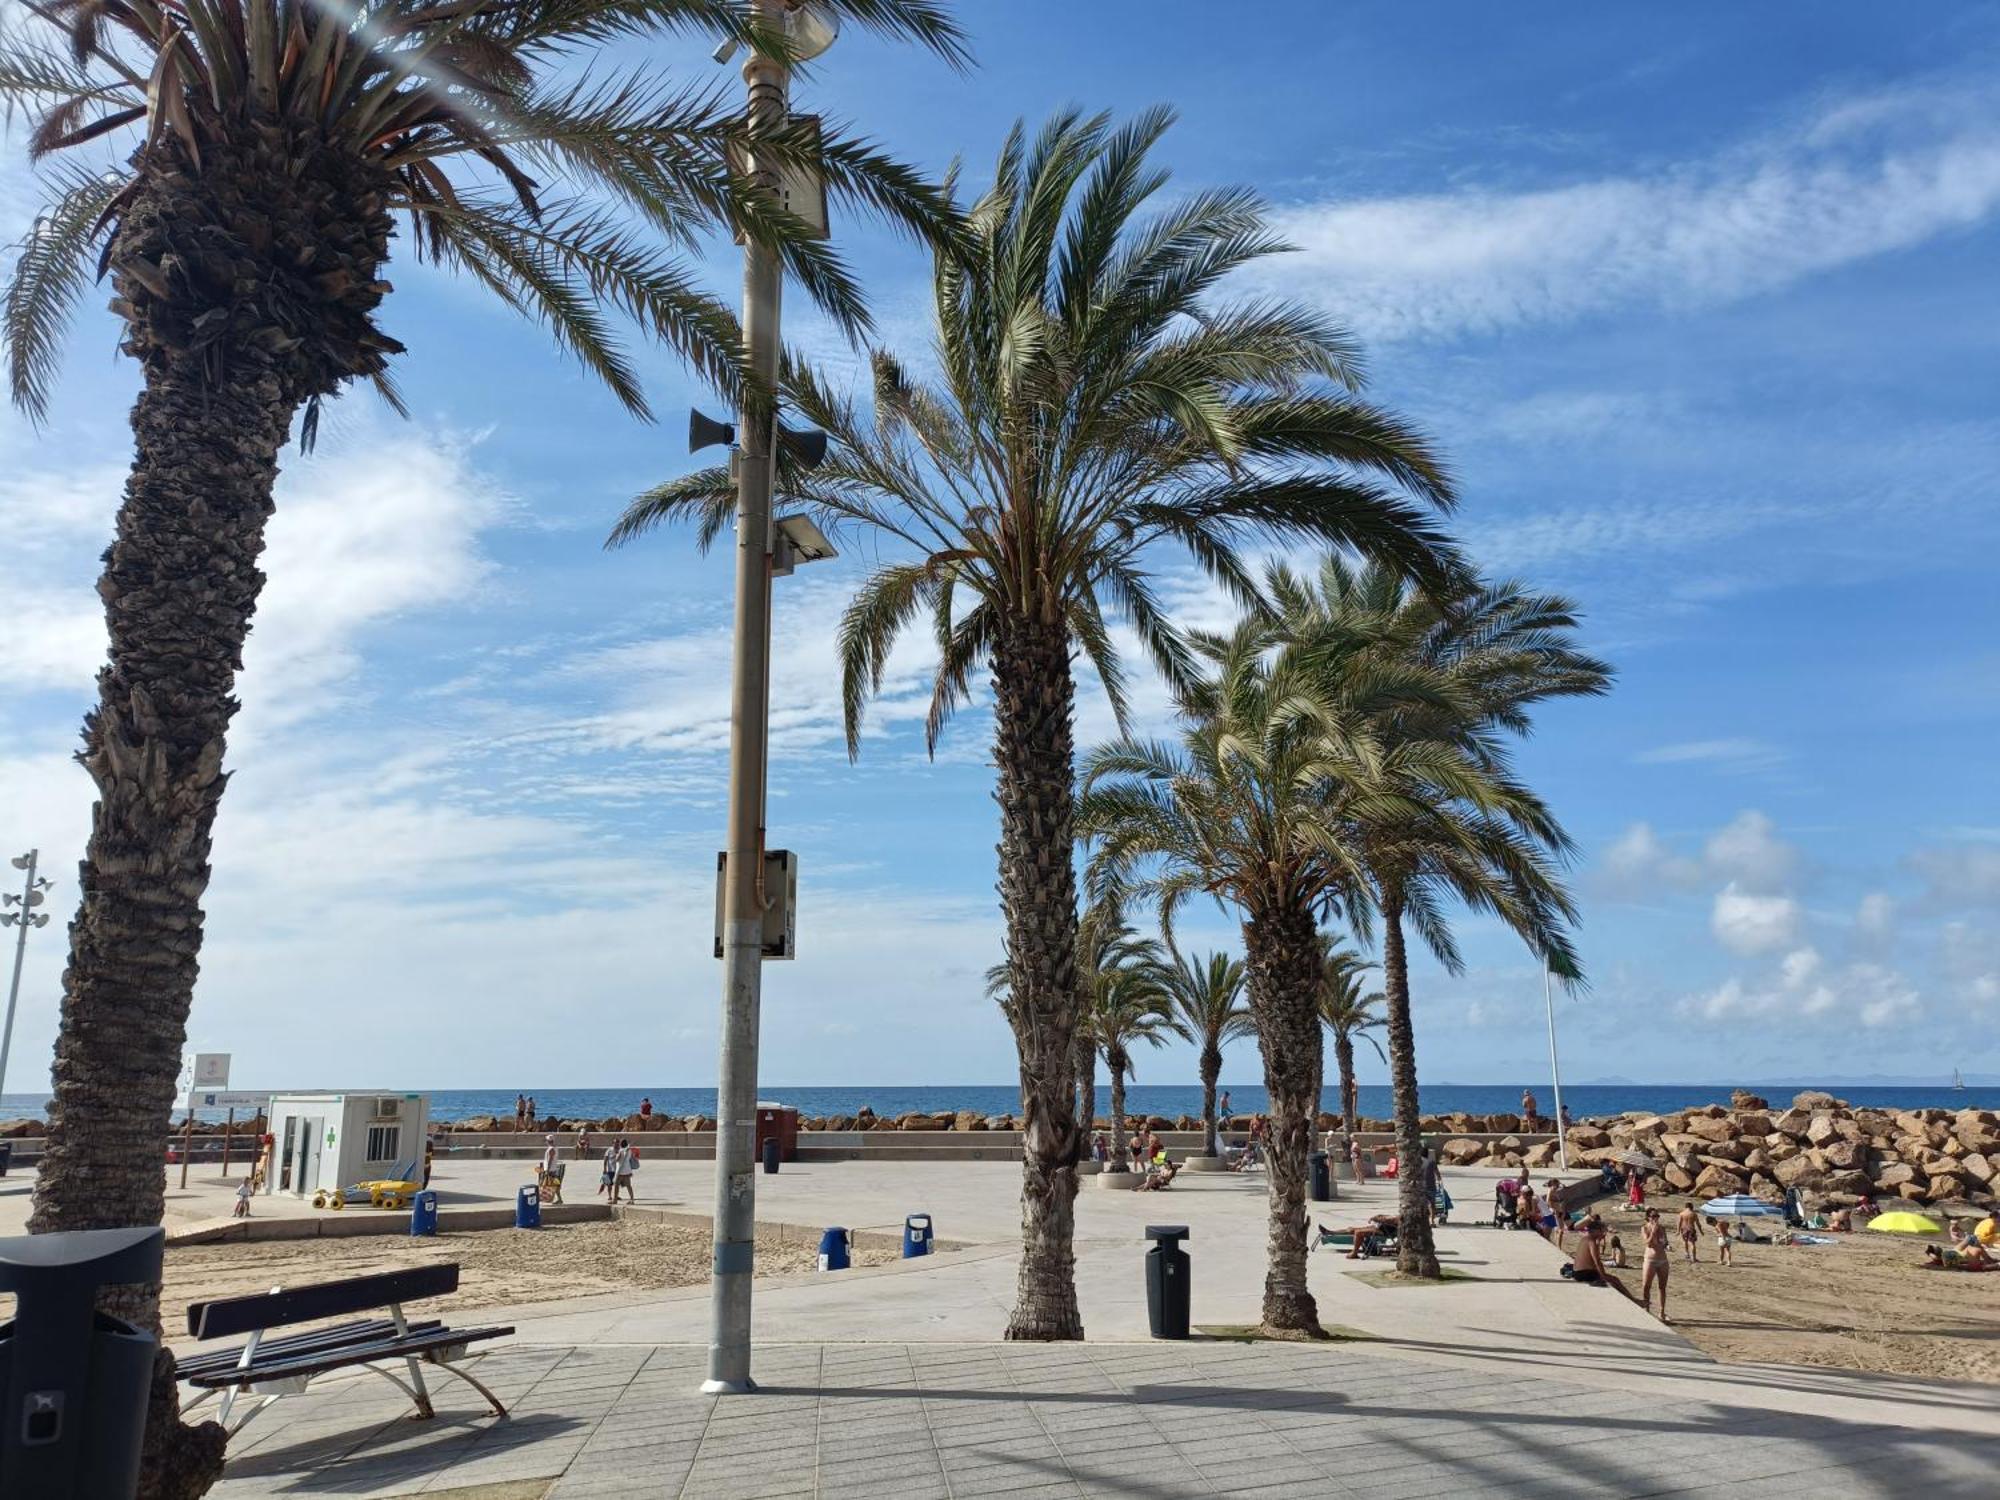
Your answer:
[1217,1089,1232,1118]
[614,1138,637,1203]
[576,1128,592,1160]
[599,1142,619,1200]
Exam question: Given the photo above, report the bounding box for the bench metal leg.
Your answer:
[386,1301,435,1420]
[354,1360,435,1420]
[423,1355,509,1419]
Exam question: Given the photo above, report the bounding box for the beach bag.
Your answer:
[627,1146,640,1171]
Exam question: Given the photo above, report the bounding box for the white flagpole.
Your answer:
[1543,956,1568,1170]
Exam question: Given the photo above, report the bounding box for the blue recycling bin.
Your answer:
[818,1227,850,1271]
[515,1184,541,1230]
[410,1191,439,1237]
[902,1213,933,1258]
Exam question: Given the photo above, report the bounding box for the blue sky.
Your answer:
[3,2,1998,1093]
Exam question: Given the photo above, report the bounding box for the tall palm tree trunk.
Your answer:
[1107,1049,1129,1166]
[31,367,298,1495]
[1381,894,1440,1277]
[992,620,1083,1340]
[1199,1042,1222,1156]
[1074,1027,1096,1144]
[1243,902,1326,1332]
[1334,1031,1358,1160]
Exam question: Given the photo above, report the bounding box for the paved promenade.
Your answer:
[136,1160,2000,1495]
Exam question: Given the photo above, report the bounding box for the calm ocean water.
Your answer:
[9,1081,1991,1125]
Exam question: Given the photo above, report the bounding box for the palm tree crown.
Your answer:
[1150,946,1250,1156]
[609,103,1461,747]
[3,0,968,423]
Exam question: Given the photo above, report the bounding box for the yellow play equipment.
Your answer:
[312,1155,424,1210]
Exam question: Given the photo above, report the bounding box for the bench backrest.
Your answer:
[187,1263,461,1340]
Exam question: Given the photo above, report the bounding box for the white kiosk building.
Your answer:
[264,1091,429,1198]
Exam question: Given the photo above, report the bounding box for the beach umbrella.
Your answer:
[1701,1195,1783,1219]
[1865,1211,1942,1235]
[1617,1149,1658,1169]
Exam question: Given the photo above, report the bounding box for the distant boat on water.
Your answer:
[1954,1068,1967,1091]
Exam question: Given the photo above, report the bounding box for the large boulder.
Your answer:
[1923,1174,1969,1205]
[1771,1154,1823,1189]
[1742,1147,1771,1173]
[1770,1108,1812,1139]
[1732,1112,1773,1137]
[1821,1169,1874,1197]
[1684,1115,1736,1144]
[826,1115,854,1131]
[1440,1137,1487,1166]
[1524,1140,1561,1168]
[1566,1126,1612,1150]
[1875,1162,1919,1190]
[453,1115,501,1133]
[1693,1164,1747,1197]
[1661,1162,1696,1193]
[1957,1152,1994,1186]
[1487,1113,1522,1134]
[1791,1091,1847,1111]
[1820,1138,1867,1172]
[1805,1114,1843,1146]
[1954,1110,1999,1153]
[1730,1090,1770,1111]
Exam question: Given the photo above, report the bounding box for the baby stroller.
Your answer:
[1493,1183,1520,1229]
[538,1161,566,1204]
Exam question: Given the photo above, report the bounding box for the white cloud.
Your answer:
[1681,947,1919,1030]
[1264,77,2000,342]
[1704,810,1797,894]
[1596,821,1700,898]
[1855,891,1897,944]
[1906,843,2000,907]
[1711,883,1803,957]
[1635,738,1788,774]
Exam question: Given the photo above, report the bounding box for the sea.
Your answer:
[6,1082,1993,1126]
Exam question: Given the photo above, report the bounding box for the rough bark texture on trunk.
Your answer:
[1199,1043,1222,1156]
[992,619,1083,1340]
[1107,1048,1128,1165]
[1075,1032,1096,1136]
[29,134,395,1499]
[1382,899,1440,1277]
[1335,1031,1358,1162]
[1243,901,1327,1333]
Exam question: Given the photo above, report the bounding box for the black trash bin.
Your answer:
[1144,1224,1191,1340]
[0,1143,12,1177]
[1309,1150,1332,1202]
[761,1136,780,1174]
[0,1225,163,1499]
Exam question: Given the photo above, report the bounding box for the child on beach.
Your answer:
[233,1179,253,1218]
[599,1143,618,1199]
[1710,1216,1733,1265]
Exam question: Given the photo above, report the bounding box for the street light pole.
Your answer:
[705,0,792,1397]
[1542,956,1568,1171]
[1,849,54,1105]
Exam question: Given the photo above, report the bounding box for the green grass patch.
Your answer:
[1192,1323,1373,1343]
[1353,1266,1479,1288]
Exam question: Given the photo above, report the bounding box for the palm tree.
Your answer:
[1277,558,1610,1277]
[610,106,1459,1338]
[2,3,964,1489]
[1317,939,1385,1152]
[1152,948,1251,1157]
[1084,939,1186,1169]
[1080,620,1399,1334]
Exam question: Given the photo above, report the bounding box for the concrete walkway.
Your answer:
[181,1160,1999,1496]
[210,1340,1992,1499]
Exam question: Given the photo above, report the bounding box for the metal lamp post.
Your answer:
[1542,957,1568,1170]
[1,849,54,1105]
[703,0,839,1396]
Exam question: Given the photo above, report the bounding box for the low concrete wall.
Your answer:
[168,1202,613,1246]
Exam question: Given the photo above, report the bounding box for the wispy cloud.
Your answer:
[1634,738,1789,774]
[1264,74,2000,342]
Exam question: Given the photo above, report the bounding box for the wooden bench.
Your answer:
[178,1263,513,1433]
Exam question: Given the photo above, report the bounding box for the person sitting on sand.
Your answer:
[1856,1191,1881,1221]
[1976,1210,1999,1248]
[1827,1206,1852,1233]
[1606,1231,1629,1268]
[1924,1242,1994,1271]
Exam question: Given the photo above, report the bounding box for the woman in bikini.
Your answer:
[1641,1207,1671,1322]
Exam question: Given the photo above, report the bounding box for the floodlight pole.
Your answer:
[1,849,50,1105]
[705,0,790,1396]
[1543,956,1568,1171]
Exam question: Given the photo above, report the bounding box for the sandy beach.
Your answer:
[163,1219,901,1331]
